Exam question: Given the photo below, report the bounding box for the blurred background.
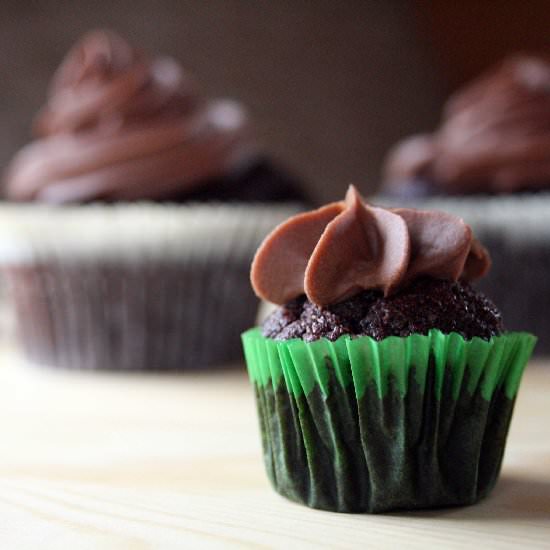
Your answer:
[1,0,550,203]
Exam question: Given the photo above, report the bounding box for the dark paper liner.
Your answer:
[0,203,298,371]
[242,328,536,513]
[5,260,256,371]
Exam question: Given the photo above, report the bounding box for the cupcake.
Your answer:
[379,54,550,354]
[382,54,550,198]
[241,186,536,513]
[5,30,308,204]
[0,30,306,371]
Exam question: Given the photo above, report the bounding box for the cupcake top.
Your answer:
[251,185,490,307]
[253,187,501,341]
[5,30,257,203]
[383,54,550,194]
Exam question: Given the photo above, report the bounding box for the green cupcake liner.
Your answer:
[242,328,536,513]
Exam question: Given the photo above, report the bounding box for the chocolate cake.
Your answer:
[262,277,503,342]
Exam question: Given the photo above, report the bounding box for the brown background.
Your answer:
[1,1,549,203]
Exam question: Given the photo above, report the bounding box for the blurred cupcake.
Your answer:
[379,54,550,354]
[5,30,308,204]
[382,54,550,198]
[242,186,536,513]
[0,30,306,370]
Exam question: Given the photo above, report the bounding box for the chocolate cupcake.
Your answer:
[0,30,306,370]
[5,30,308,204]
[382,54,550,197]
[242,186,536,513]
[379,54,550,354]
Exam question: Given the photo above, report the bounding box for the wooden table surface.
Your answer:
[0,347,548,550]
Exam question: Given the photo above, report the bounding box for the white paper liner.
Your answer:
[0,202,299,370]
[0,202,299,262]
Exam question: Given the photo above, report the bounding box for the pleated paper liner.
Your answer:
[242,328,537,513]
[374,192,550,355]
[0,203,299,371]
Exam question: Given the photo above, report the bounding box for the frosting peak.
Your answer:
[384,54,550,194]
[5,30,256,203]
[251,186,490,306]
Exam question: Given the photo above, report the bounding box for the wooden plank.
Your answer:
[0,348,548,549]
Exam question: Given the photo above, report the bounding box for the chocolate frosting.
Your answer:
[384,54,550,194]
[5,30,257,202]
[251,186,490,306]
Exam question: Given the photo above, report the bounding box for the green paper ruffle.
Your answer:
[242,328,536,513]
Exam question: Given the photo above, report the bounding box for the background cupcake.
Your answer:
[0,30,306,370]
[242,187,536,513]
[382,54,550,198]
[5,29,308,204]
[378,54,550,354]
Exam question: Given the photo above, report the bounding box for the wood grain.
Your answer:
[0,348,548,549]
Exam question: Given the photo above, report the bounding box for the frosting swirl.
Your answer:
[384,54,550,194]
[5,30,257,202]
[251,186,490,306]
